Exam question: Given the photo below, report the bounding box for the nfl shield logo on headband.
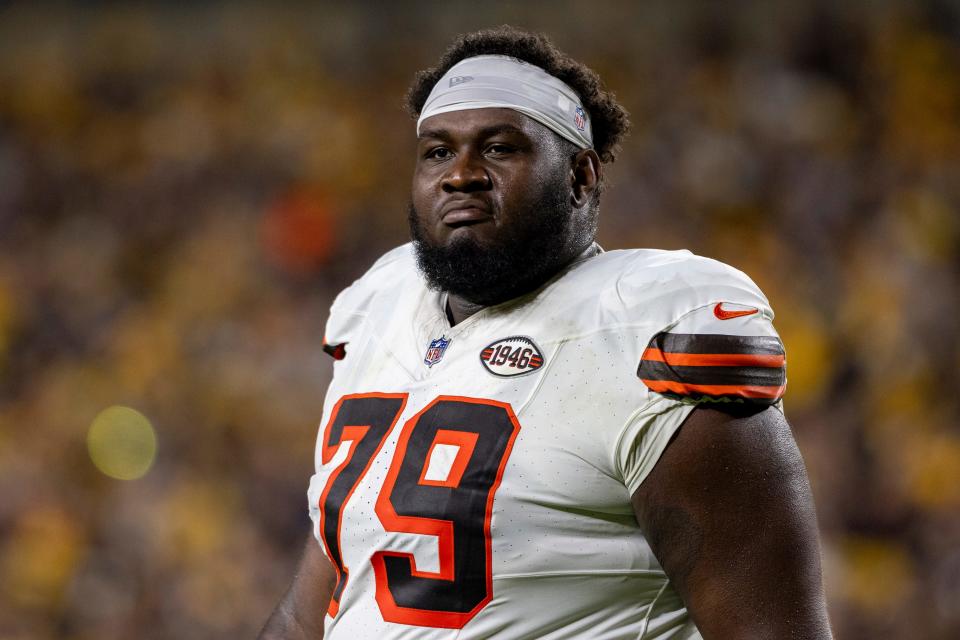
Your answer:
[574,106,586,132]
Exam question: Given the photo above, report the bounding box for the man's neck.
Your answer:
[445,295,485,326]
[443,242,601,326]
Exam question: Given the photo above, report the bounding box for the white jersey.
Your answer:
[307,244,785,639]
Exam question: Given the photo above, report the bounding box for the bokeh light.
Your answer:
[86,406,157,480]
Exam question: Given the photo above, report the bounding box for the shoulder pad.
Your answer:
[323,244,416,358]
[613,250,772,328]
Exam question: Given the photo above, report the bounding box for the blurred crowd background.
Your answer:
[0,1,957,638]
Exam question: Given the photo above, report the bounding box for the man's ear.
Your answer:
[571,149,601,209]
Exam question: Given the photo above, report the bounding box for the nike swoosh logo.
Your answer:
[713,303,759,320]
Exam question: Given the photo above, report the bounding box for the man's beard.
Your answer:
[409,172,589,307]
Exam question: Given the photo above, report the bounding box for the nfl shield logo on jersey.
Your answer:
[423,336,451,367]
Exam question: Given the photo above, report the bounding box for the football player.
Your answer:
[260,27,833,639]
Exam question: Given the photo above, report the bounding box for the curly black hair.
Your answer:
[406,26,630,164]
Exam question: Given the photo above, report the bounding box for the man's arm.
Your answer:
[259,536,336,640]
[631,405,833,639]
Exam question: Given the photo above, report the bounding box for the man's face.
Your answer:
[410,108,593,306]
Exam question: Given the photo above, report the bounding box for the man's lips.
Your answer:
[440,200,492,226]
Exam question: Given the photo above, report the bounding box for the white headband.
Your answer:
[417,54,593,149]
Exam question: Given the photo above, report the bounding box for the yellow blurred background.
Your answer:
[0,1,957,638]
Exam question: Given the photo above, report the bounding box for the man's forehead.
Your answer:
[417,107,548,140]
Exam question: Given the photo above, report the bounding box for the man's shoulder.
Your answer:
[592,246,756,282]
[572,246,767,301]
[323,244,420,349]
[550,247,772,327]
[330,243,419,314]
[354,243,418,288]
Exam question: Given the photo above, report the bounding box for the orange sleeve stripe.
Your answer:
[641,378,786,399]
[641,347,785,368]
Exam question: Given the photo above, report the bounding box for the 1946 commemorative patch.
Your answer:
[479,336,544,377]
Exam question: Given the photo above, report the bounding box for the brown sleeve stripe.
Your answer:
[637,361,785,387]
[652,333,784,356]
[641,347,785,368]
[643,379,786,400]
[638,332,786,404]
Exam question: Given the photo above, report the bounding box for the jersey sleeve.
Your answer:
[320,288,366,361]
[637,303,786,405]
[615,394,702,496]
[320,244,413,361]
[614,254,786,494]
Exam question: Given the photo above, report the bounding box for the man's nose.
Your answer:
[441,153,492,193]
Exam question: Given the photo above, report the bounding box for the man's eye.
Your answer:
[486,144,514,155]
[425,147,451,160]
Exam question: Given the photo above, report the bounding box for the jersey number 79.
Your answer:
[316,393,521,628]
